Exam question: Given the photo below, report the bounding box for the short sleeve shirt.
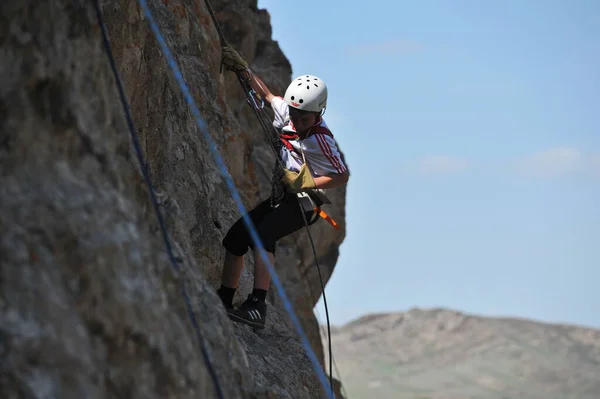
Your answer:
[270,96,347,177]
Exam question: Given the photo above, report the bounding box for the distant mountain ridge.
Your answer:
[321,307,600,399]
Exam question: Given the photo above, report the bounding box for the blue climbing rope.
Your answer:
[134,0,336,397]
[92,2,225,398]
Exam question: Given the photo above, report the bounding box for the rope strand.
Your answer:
[98,0,345,395]
[93,2,225,398]
[136,0,337,397]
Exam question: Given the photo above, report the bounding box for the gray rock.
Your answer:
[0,0,348,398]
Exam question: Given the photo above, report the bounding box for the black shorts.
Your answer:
[222,194,319,256]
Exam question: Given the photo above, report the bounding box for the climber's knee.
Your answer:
[248,225,278,254]
[223,224,277,255]
[222,197,276,256]
[222,223,251,256]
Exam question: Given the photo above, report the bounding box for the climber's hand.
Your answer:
[221,46,248,72]
[281,165,316,193]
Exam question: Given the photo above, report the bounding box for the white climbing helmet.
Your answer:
[283,75,328,114]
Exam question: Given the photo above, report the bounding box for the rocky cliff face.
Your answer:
[0,0,347,398]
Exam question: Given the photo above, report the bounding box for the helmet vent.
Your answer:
[299,99,304,103]
[306,85,310,89]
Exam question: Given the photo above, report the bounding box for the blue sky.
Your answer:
[256,0,600,328]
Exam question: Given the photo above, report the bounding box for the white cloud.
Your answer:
[417,155,470,175]
[513,147,600,177]
[399,148,599,179]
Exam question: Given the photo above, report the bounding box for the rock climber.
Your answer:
[215,46,349,329]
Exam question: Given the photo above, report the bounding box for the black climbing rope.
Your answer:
[92,2,225,398]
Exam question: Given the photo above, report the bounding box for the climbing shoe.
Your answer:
[227,294,267,329]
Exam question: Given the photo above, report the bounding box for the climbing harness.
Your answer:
[277,127,340,230]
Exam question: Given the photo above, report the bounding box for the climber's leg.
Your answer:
[216,251,244,309]
[252,249,274,292]
[218,198,273,310]
[227,194,317,329]
[221,197,273,257]
[250,194,318,291]
[220,251,244,288]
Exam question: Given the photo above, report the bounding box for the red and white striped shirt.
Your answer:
[271,96,347,177]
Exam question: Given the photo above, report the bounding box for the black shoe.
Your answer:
[227,294,267,329]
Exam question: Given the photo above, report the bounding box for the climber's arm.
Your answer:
[313,171,349,190]
[221,46,275,102]
[240,69,276,104]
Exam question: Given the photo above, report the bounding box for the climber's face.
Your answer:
[289,107,318,132]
